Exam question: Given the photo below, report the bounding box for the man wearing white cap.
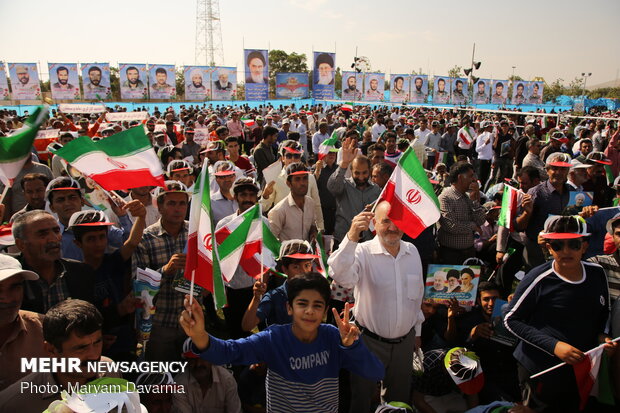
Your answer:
[0,255,45,391]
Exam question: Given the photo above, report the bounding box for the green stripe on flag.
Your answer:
[53,126,152,162]
[263,221,281,257]
[0,106,47,164]
[398,147,440,208]
[217,204,260,259]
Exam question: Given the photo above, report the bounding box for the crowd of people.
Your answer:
[0,101,619,413]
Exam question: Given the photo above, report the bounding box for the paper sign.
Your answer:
[106,111,149,122]
[58,103,106,114]
[262,160,282,186]
[424,264,480,307]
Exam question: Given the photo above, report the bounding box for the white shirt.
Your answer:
[327,235,425,339]
[475,131,494,160]
[414,128,431,145]
[312,132,330,154]
[371,123,386,141]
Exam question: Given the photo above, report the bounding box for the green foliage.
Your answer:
[447,65,462,79]
[175,68,184,100]
[109,67,120,100]
[335,67,342,98]
[589,87,620,99]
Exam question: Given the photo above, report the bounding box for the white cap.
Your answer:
[0,255,39,282]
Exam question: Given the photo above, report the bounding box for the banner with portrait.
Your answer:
[313,51,335,100]
[527,81,544,105]
[244,49,269,101]
[490,80,508,105]
[424,264,481,307]
[48,63,80,100]
[184,66,211,101]
[8,63,41,101]
[341,71,363,101]
[275,73,309,99]
[81,63,111,100]
[0,64,10,101]
[389,74,410,103]
[451,77,469,105]
[432,76,451,104]
[410,75,428,104]
[211,66,237,100]
[510,81,527,105]
[472,78,490,104]
[119,63,148,100]
[363,73,384,102]
[149,65,176,100]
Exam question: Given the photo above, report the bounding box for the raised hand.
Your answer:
[339,137,358,169]
[179,294,209,351]
[347,211,374,242]
[124,199,146,218]
[332,302,360,347]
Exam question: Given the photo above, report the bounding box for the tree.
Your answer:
[109,67,120,101]
[543,78,567,103]
[448,65,462,79]
[334,67,342,98]
[268,49,308,98]
[175,68,184,100]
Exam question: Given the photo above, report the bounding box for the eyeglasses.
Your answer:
[285,153,301,159]
[548,239,583,252]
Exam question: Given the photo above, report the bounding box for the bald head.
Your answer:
[374,200,402,248]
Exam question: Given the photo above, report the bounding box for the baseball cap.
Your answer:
[68,210,114,228]
[279,239,318,260]
[550,131,569,143]
[279,140,303,155]
[201,140,225,153]
[570,159,590,169]
[606,213,620,235]
[232,177,260,194]
[45,177,82,202]
[213,160,236,176]
[614,175,620,188]
[431,120,440,127]
[585,151,612,166]
[184,127,194,133]
[483,201,501,213]
[285,162,309,177]
[545,152,572,168]
[152,180,190,200]
[480,121,492,129]
[167,160,193,177]
[540,215,590,240]
[0,255,39,282]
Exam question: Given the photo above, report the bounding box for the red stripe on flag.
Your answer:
[184,233,215,292]
[573,355,595,411]
[509,187,518,232]
[381,180,427,239]
[89,169,166,191]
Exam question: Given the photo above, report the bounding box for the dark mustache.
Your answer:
[45,243,61,251]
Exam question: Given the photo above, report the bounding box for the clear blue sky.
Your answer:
[1,0,618,87]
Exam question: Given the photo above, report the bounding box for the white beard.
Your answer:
[251,73,264,83]
[318,73,333,85]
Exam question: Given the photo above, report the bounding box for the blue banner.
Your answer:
[313,51,335,100]
[244,49,269,100]
[276,73,309,98]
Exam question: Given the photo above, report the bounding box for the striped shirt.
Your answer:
[133,220,190,329]
[437,186,486,249]
[588,252,620,303]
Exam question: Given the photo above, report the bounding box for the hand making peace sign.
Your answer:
[332,302,360,347]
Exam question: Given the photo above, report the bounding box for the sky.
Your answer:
[1,0,619,87]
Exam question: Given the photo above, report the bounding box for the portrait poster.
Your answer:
[511,81,528,105]
[451,77,469,105]
[8,62,41,101]
[527,81,544,105]
[48,63,80,100]
[472,79,490,104]
[149,65,176,100]
[563,191,593,215]
[341,71,362,101]
[490,299,518,347]
[119,63,148,100]
[244,49,269,101]
[81,63,112,100]
[276,73,309,99]
[363,72,384,102]
[490,80,508,105]
[432,76,451,104]
[424,264,480,307]
[184,66,211,101]
[390,74,410,103]
[313,51,335,100]
[410,75,428,104]
[0,63,11,101]
[212,66,237,100]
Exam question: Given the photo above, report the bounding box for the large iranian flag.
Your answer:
[379,146,440,238]
[0,106,48,186]
[573,340,617,410]
[53,126,165,191]
[498,184,519,232]
[184,163,227,308]
[317,131,339,160]
[458,125,475,147]
[216,204,280,282]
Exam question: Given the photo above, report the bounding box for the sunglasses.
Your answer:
[548,239,583,252]
[285,153,301,159]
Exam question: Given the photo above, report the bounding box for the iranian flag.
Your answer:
[573,341,616,410]
[317,132,339,160]
[605,165,615,186]
[434,151,450,168]
[341,102,353,112]
[378,146,440,239]
[0,224,14,246]
[458,126,474,146]
[313,231,329,277]
[215,204,280,282]
[498,184,519,232]
[0,106,48,187]
[53,126,165,191]
[241,116,255,127]
[184,162,227,308]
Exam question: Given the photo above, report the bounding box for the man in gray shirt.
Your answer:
[328,137,382,245]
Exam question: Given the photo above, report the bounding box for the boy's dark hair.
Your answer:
[286,272,331,307]
[477,281,500,294]
[263,126,278,139]
[73,225,109,243]
[449,161,474,183]
[20,172,51,190]
[44,299,103,351]
[225,136,239,145]
[287,131,300,141]
[518,165,541,182]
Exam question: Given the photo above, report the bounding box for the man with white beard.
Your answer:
[245,51,268,84]
[315,53,334,85]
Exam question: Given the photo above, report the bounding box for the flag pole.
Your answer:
[0,184,9,205]
[530,337,620,379]
[260,204,265,284]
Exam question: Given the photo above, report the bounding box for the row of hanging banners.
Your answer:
[1,50,544,104]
